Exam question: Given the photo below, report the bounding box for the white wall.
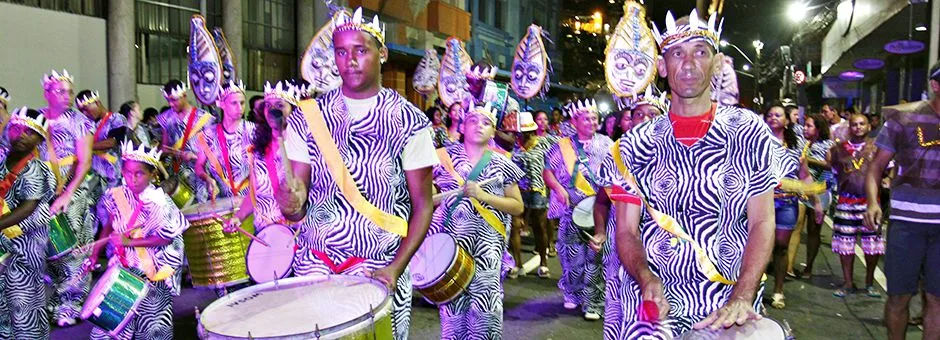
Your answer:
[0,3,109,108]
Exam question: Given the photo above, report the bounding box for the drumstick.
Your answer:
[75,238,110,255]
[432,177,500,201]
[233,225,269,247]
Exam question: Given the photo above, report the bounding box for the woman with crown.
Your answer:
[39,69,99,327]
[428,102,524,339]
[0,107,56,338]
[84,140,190,340]
[194,80,255,201]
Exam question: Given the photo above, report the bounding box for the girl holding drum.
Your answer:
[85,140,190,339]
[427,102,524,339]
[0,108,56,339]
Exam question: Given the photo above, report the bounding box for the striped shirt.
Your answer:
[875,101,940,224]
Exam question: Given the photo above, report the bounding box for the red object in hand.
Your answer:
[639,300,660,322]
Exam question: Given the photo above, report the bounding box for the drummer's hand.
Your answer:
[50,193,73,214]
[81,257,98,273]
[693,296,761,330]
[278,176,307,214]
[367,264,402,291]
[463,181,485,200]
[553,190,570,207]
[588,233,606,252]
[109,232,128,249]
[222,217,240,234]
[639,275,669,321]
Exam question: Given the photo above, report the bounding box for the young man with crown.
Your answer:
[85,140,189,339]
[155,79,215,204]
[0,107,56,339]
[609,9,788,337]
[277,7,438,339]
[38,69,99,327]
[543,98,614,321]
[428,102,524,339]
[195,80,255,201]
[75,89,128,189]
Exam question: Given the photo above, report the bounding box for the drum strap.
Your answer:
[172,108,212,172]
[0,154,33,239]
[438,148,507,238]
[91,112,120,166]
[111,188,175,282]
[298,99,408,237]
[610,144,735,285]
[310,249,364,274]
[198,134,250,198]
[558,138,596,197]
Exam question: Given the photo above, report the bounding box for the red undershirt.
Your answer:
[670,103,716,146]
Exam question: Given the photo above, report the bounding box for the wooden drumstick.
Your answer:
[232,224,269,247]
[432,177,500,201]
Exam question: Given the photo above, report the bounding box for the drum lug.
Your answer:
[195,307,209,339]
[368,304,377,339]
[314,324,321,339]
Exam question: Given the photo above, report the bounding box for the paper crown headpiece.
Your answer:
[121,139,167,177]
[9,107,48,137]
[570,98,598,116]
[633,86,669,113]
[161,82,189,99]
[466,65,498,80]
[263,81,299,108]
[220,80,246,99]
[517,111,538,132]
[75,90,100,109]
[42,69,74,90]
[652,8,723,51]
[0,87,10,106]
[332,7,386,47]
[468,102,498,125]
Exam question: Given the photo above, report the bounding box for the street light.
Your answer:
[719,41,755,65]
[742,64,752,71]
[787,1,809,22]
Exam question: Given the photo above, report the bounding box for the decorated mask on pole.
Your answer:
[301,10,349,95]
[413,49,441,97]
[188,15,223,106]
[711,55,740,106]
[212,28,237,86]
[604,0,658,99]
[438,37,473,108]
[511,24,552,99]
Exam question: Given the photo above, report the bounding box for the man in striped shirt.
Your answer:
[865,61,940,340]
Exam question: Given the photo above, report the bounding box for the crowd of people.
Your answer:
[0,2,937,340]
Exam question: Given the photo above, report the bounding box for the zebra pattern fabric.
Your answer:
[156,107,216,203]
[38,107,100,321]
[612,106,788,337]
[199,121,255,199]
[90,112,128,187]
[596,150,632,339]
[431,143,524,339]
[0,158,55,339]
[90,278,174,340]
[545,133,613,315]
[247,145,288,228]
[285,88,433,340]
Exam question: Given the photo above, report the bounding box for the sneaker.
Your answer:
[832,287,854,298]
[537,266,551,278]
[507,267,520,279]
[584,312,601,321]
[57,316,77,327]
[771,293,785,309]
[563,302,578,310]
[864,286,882,298]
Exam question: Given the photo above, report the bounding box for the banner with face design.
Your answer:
[188,15,223,106]
[212,28,237,86]
[604,0,658,98]
[511,24,551,99]
[438,37,473,108]
[301,11,348,94]
[413,49,441,97]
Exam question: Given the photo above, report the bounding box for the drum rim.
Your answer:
[572,196,596,228]
[80,265,151,335]
[680,317,786,339]
[412,233,458,288]
[246,224,295,283]
[200,275,393,338]
[181,196,244,218]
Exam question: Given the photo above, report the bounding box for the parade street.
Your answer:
[52,220,925,340]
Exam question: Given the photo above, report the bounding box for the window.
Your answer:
[243,0,296,91]
[1,0,106,18]
[136,0,223,85]
[494,0,504,30]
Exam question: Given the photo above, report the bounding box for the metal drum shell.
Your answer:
[47,213,77,260]
[80,265,151,337]
[181,198,252,288]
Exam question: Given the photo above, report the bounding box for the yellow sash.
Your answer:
[111,188,174,282]
[558,138,596,196]
[298,99,408,237]
[197,135,249,195]
[436,148,507,238]
[610,143,735,285]
[172,114,212,150]
[43,138,69,194]
[93,151,117,164]
[0,202,24,239]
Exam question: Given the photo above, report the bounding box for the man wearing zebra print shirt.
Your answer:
[609,10,785,338]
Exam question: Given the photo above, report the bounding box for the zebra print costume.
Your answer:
[285,88,434,340]
[610,106,789,337]
[89,112,128,188]
[38,107,100,322]
[198,121,255,199]
[544,133,613,315]
[93,184,189,339]
[0,157,55,339]
[246,143,288,228]
[431,143,524,339]
[156,107,215,203]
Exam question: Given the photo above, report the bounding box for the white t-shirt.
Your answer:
[285,95,439,171]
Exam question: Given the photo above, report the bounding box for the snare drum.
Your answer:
[679,318,787,340]
[245,224,296,283]
[81,265,150,337]
[198,275,393,339]
[410,233,475,305]
[47,213,77,260]
[167,178,195,209]
[571,196,596,231]
[181,197,253,288]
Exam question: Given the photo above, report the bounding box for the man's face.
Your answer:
[658,41,719,100]
[572,112,598,136]
[461,112,495,144]
[79,100,103,120]
[333,30,386,96]
[166,95,188,113]
[849,115,870,139]
[7,124,43,153]
[219,93,245,122]
[44,81,73,109]
[820,105,837,123]
[467,76,485,97]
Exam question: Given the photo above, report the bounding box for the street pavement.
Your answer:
[51,221,925,339]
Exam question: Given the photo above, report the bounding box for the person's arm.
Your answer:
[0,200,39,230]
[613,200,668,320]
[863,149,894,228]
[695,190,774,329]
[591,188,611,251]
[371,166,435,290]
[92,138,118,151]
[467,182,524,216]
[543,169,569,206]
[51,134,93,213]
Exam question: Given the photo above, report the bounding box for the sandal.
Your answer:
[771,293,786,309]
[864,286,882,298]
[537,266,551,278]
[832,287,853,298]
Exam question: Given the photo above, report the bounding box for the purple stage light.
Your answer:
[884,40,925,54]
[853,58,885,70]
[839,71,865,81]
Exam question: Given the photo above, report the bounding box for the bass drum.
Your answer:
[245,224,296,284]
[679,317,787,340]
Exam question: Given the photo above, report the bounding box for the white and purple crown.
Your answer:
[652,9,723,51]
[41,69,74,90]
[121,139,166,175]
[263,81,299,107]
[161,82,189,99]
[571,98,598,116]
[0,87,9,106]
[468,102,498,125]
[332,7,386,47]
[75,90,100,108]
[466,65,498,80]
[220,79,246,98]
[9,107,49,137]
[634,86,669,113]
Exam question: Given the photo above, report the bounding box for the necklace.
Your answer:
[843,141,866,172]
[916,125,940,147]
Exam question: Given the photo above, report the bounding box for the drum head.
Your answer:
[200,275,391,339]
[410,233,457,287]
[680,318,786,340]
[572,196,596,228]
[246,224,296,283]
[181,197,243,219]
